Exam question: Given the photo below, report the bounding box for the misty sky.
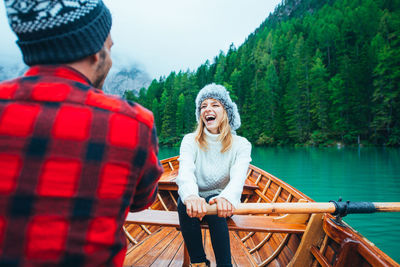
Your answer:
[0,0,281,79]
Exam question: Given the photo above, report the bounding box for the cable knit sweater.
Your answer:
[176,128,252,208]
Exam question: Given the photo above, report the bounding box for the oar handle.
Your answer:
[206,202,400,215]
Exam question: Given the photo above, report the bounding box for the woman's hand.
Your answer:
[209,197,235,218]
[184,195,207,220]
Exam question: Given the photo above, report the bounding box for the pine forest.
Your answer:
[125,0,400,147]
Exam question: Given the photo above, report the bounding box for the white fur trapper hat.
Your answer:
[195,83,241,131]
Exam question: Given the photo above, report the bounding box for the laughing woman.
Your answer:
[176,83,252,267]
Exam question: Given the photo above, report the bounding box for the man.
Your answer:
[0,1,163,266]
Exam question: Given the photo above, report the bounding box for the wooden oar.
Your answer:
[206,202,400,216]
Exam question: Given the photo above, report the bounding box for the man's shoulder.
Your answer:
[85,91,155,130]
[0,77,20,98]
[0,73,155,129]
[121,100,155,130]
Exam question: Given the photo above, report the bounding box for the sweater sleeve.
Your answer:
[176,134,199,202]
[217,138,252,208]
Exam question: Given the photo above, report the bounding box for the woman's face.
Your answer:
[200,98,224,134]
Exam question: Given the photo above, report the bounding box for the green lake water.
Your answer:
[159,146,400,262]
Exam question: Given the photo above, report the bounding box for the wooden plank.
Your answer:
[185,232,256,267]
[249,232,272,254]
[253,237,282,267]
[126,210,179,228]
[310,246,332,267]
[324,244,337,265]
[333,239,362,267]
[168,190,178,207]
[254,189,271,203]
[323,215,399,267]
[251,232,275,262]
[259,234,291,267]
[133,229,181,266]
[159,169,179,182]
[168,238,186,267]
[230,232,258,267]
[150,230,184,266]
[228,215,306,233]
[183,244,190,267]
[242,233,262,264]
[244,178,259,190]
[273,213,309,224]
[288,213,325,266]
[254,173,262,185]
[286,233,301,256]
[168,161,174,170]
[157,184,178,191]
[123,227,175,266]
[126,210,307,234]
[123,226,138,245]
[271,186,282,203]
[157,193,169,211]
[312,234,329,267]
[279,241,296,266]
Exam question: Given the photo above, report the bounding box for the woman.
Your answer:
[176,83,252,267]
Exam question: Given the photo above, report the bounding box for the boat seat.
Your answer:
[126,209,307,234]
[158,176,259,195]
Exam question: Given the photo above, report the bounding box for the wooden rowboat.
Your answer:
[122,156,399,266]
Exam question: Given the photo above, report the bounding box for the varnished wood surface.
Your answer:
[124,227,262,267]
[323,215,399,267]
[123,156,399,267]
[288,214,325,266]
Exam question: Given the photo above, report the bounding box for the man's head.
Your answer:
[3,0,112,66]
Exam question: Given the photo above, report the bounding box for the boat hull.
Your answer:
[123,156,398,267]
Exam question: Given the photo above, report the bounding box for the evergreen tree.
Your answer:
[176,93,185,138]
[214,51,227,84]
[285,35,312,143]
[196,60,211,88]
[329,74,347,142]
[371,11,400,145]
[160,94,177,145]
[310,50,330,134]
[151,99,161,133]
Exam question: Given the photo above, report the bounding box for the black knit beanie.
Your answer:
[4,0,112,66]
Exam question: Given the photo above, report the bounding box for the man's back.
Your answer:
[0,65,163,266]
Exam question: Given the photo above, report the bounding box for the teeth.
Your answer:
[205,115,216,122]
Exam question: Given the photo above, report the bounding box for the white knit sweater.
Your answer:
[176,128,252,208]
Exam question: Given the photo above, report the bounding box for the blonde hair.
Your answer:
[195,108,233,153]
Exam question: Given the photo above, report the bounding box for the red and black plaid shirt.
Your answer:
[0,65,163,266]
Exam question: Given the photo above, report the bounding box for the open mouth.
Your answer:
[205,115,216,122]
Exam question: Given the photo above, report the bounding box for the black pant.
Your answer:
[177,196,232,267]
